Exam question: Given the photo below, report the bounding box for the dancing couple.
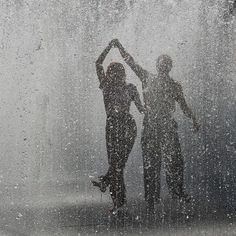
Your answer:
[92,39,200,215]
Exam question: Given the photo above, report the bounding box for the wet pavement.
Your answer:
[0,189,236,236]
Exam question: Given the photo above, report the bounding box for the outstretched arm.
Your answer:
[114,40,149,88]
[175,83,200,132]
[96,42,113,86]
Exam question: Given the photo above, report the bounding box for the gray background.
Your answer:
[0,0,235,235]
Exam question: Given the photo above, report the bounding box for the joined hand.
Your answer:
[109,39,121,48]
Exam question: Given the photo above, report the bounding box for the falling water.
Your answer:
[0,0,235,234]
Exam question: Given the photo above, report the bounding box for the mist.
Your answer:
[0,0,235,235]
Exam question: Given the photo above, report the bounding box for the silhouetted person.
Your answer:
[113,39,200,211]
[92,40,145,214]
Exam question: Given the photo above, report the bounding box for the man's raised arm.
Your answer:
[114,39,149,86]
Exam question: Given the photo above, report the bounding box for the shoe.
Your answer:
[91,180,107,193]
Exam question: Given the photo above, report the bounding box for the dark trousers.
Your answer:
[103,113,137,208]
[141,118,184,206]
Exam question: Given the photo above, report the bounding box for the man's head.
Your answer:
[156,54,173,74]
[106,62,126,86]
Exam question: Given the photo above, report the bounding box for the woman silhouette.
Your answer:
[92,39,145,213]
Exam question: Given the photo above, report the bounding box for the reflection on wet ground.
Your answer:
[0,191,236,236]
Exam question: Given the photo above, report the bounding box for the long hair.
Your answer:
[106,62,126,86]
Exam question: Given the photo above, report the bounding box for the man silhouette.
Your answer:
[114,39,200,211]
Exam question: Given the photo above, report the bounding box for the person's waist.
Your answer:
[107,111,132,119]
[144,112,174,121]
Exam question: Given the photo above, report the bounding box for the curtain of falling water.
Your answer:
[0,0,235,209]
[194,0,236,211]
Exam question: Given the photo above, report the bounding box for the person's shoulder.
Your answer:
[171,79,183,91]
[147,73,158,85]
[99,80,107,90]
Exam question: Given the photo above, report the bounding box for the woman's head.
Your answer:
[106,62,126,86]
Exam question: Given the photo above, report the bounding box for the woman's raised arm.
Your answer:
[96,41,113,84]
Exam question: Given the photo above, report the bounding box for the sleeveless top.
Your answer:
[100,82,137,118]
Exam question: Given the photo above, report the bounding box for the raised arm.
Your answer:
[114,40,149,87]
[96,42,113,86]
[175,83,200,132]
